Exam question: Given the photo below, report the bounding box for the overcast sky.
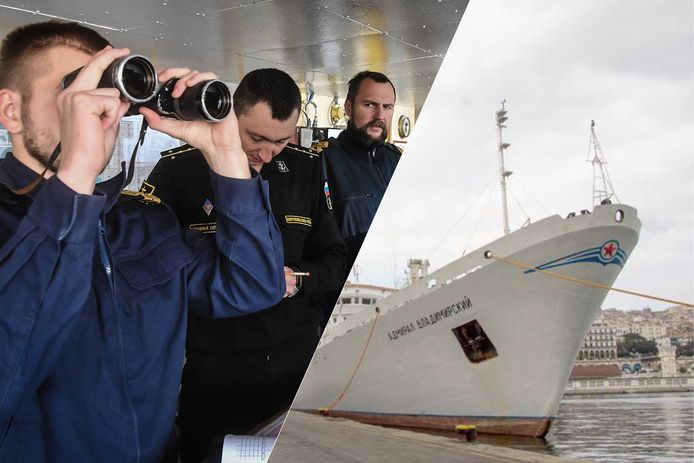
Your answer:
[355,0,693,311]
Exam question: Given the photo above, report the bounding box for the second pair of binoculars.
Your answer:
[61,54,232,122]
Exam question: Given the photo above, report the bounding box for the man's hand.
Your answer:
[139,69,251,180]
[56,46,131,194]
[284,267,298,298]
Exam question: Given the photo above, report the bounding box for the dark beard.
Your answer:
[348,119,387,147]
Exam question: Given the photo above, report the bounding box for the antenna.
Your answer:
[496,100,513,235]
[587,120,620,206]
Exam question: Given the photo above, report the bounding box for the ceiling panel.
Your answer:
[0,0,469,111]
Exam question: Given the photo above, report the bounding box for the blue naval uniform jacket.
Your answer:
[322,129,401,269]
[0,153,285,463]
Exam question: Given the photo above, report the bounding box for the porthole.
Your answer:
[615,209,624,223]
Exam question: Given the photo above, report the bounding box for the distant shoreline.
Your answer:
[564,376,693,395]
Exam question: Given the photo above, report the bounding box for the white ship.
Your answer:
[292,111,641,437]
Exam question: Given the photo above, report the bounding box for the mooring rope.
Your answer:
[321,307,381,414]
[485,251,693,307]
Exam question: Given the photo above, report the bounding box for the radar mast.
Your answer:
[588,120,620,206]
[496,101,512,235]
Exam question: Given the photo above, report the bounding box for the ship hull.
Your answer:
[293,204,641,437]
[314,409,552,437]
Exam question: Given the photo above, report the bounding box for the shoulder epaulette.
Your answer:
[159,144,200,160]
[285,143,320,159]
[386,142,404,155]
[121,189,162,204]
[311,140,330,153]
[139,180,156,196]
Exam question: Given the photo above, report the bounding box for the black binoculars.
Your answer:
[61,54,232,122]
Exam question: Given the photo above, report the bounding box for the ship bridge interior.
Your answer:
[0,0,469,120]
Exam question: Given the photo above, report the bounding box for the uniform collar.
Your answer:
[97,166,129,212]
[259,147,292,178]
[260,159,278,176]
[0,152,43,197]
[0,151,126,210]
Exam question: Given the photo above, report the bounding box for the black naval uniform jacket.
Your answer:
[142,143,347,353]
[322,129,401,271]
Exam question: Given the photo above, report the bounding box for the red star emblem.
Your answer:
[602,242,616,258]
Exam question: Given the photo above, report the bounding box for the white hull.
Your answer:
[293,204,641,436]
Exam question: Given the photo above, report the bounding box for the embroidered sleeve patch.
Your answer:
[284,215,312,227]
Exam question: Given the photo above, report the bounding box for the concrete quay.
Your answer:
[269,411,594,463]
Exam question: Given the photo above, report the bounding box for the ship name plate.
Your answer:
[387,296,473,341]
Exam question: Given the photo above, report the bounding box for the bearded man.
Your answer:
[321,71,401,275]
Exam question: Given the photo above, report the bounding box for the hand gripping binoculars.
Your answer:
[61,54,232,122]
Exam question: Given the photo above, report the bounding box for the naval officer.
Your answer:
[143,68,347,462]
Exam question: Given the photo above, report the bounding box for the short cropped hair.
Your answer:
[0,20,109,98]
[345,71,396,104]
[233,68,301,121]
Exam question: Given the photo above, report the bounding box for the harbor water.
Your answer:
[424,392,693,463]
[546,392,693,462]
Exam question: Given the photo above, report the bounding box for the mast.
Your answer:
[588,120,619,206]
[496,100,512,235]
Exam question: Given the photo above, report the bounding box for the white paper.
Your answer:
[220,435,276,463]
